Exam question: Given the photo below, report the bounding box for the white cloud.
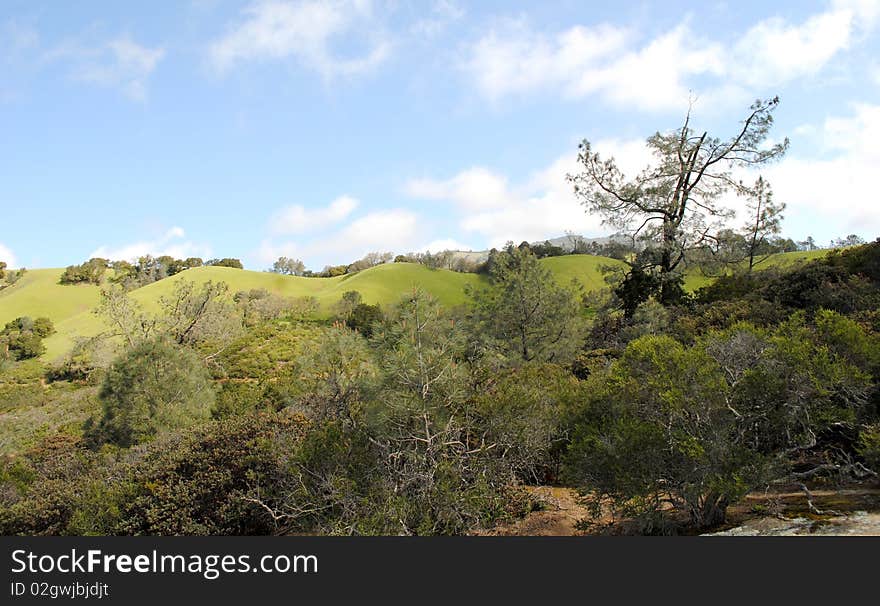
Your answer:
[332,209,419,253]
[257,208,423,268]
[420,238,475,252]
[271,195,359,235]
[461,18,631,102]
[760,102,880,241]
[410,1,465,38]
[209,0,391,78]
[0,243,18,269]
[461,18,723,111]
[90,227,212,262]
[870,62,880,85]
[461,1,880,111]
[405,167,511,211]
[731,1,878,87]
[417,103,880,249]
[61,35,165,101]
[406,150,639,248]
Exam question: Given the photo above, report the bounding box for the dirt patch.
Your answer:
[479,484,880,536]
[479,486,594,536]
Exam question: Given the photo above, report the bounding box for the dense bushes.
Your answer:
[0,415,309,535]
[695,239,880,315]
[564,313,877,532]
[2,243,879,536]
[85,339,215,448]
[1,316,54,361]
[59,258,108,285]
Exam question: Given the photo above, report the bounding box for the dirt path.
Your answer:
[480,487,593,536]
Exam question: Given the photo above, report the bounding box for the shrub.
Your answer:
[59,258,108,285]
[88,339,215,447]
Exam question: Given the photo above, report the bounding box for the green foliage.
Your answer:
[206,258,244,269]
[46,337,110,384]
[335,290,363,320]
[271,256,305,276]
[212,382,279,419]
[472,363,581,483]
[346,302,383,337]
[614,264,660,318]
[1,316,53,361]
[59,258,108,285]
[88,339,215,447]
[857,424,880,471]
[288,326,378,424]
[570,98,788,306]
[216,321,324,381]
[565,315,876,531]
[365,290,505,534]
[158,280,241,347]
[0,415,310,535]
[112,414,306,535]
[468,246,585,364]
[0,435,103,535]
[234,289,317,326]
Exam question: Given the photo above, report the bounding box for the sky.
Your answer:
[1,0,879,271]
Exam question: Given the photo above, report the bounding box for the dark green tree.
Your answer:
[90,339,215,447]
[467,245,584,364]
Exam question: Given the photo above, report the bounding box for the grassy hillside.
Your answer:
[683,249,830,291]
[0,268,103,323]
[0,250,829,361]
[3,263,488,360]
[541,254,625,290]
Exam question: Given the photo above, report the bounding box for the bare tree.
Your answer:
[94,285,156,348]
[568,97,789,304]
[741,176,785,272]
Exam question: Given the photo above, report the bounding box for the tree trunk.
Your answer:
[692,493,729,529]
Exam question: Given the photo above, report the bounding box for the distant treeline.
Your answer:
[268,232,858,280]
[59,256,244,288]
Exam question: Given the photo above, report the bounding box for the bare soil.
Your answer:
[479,484,880,536]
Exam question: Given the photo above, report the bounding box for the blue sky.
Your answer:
[1,0,879,270]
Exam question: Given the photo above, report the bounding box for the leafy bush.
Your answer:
[565,316,876,532]
[346,303,383,337]
[1,317,54,361]
[472,363,581,483]
[857,424,880,471]
[59,258,108,285]
[87,339,215,447]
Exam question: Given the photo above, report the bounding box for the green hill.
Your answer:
[0,250,829,361]
[683,249,830,291]
[0,269,103,324]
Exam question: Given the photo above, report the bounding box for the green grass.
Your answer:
[541,255,625,290]
[1,263,492,360]
[0,269,103,325]
[0,383,100,455]
[0,250,831,361]
[682,249,831,292]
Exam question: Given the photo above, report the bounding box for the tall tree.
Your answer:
[467,245,584,364]
[568,97,789,305]
[741,176,785,272]
[89,338,215,447]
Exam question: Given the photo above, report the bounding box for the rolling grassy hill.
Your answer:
[681,248,831,291]
[0,250,828,361]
